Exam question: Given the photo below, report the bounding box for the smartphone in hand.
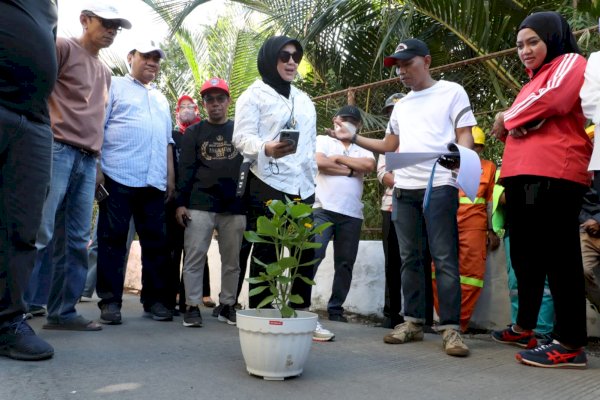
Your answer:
[95,184,109,202]
[279,129,300,153]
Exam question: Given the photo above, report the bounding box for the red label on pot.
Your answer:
[269,320,283,326]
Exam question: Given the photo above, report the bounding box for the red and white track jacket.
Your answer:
[501,53,592,186]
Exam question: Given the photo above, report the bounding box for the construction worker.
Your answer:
[434,126,498,332]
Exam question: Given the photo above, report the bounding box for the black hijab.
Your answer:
[518,11,580,75]
[257,36,303,98]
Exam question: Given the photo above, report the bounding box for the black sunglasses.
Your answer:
[90,15,122,32]
[278,50,302,64]
[203,94,229,104]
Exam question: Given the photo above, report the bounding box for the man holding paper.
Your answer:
[330,38,475,357]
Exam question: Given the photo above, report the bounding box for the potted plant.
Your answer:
[236,198,331,380]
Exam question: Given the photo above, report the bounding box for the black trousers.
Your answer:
[381,210,403,322]
[96,176,169,308]
[0,106,52,323]
[245,172,314,309]
[505,175,587,348]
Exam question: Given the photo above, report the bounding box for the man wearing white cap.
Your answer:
[96,42,174,324]
[26,1,131,332]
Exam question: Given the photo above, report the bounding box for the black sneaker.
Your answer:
[183,306,203,327]
[0,315,54,361]
[147,303,173,321]
[328,314,348,323]
[28,305,47,317]
[100,303,122,325]
[212,303,223,318]
[217,304,237,325]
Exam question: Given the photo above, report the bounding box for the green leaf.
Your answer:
[243,230,272,244]
[301,242,323,249]
[256,216,278,237]
[246,276,268,284]
[276,275,291,285]
[297,276,316,286]
[248,286,269,297]
[280,304,296,318]
[266,263,284,276]
[250,256,269,268]
[277,256,298,269]
[269,199,287,217]
[256,295,275,309]
[313,221,333,235]
[288,294,304,304]
[289,202,313,219]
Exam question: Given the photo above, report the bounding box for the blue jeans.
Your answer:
[392,186,460,330]
[312,208,362,316]
[82,214,135,298]
[0,106,52,323]
[35,142,96,323]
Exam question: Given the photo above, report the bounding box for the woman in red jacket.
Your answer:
[490,11,591,369]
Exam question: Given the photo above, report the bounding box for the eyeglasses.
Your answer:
[278,50,302,64]
[203,94,228,104]
[90,15,122,32]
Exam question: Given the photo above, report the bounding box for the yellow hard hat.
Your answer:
[586,124,595,139]
[472,126,485,145]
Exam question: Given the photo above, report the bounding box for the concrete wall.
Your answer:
[124,239,600,335]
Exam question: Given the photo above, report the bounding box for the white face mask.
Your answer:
[178,108,197,124]
[335,121,357,135]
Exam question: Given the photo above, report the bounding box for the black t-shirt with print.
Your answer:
[176,120,244,214]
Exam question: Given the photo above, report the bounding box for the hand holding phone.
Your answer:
[279,129,300,153]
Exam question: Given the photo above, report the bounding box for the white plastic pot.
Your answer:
[237,309,317,380]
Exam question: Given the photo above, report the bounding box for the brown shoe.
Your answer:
[383,321,424,344]
[442,329,469,357]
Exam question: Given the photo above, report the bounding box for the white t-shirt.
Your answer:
[314,135,375,219]
[386,80,476,189]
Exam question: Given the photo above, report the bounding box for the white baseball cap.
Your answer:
[130,41,166,59]
[82,1,132,30]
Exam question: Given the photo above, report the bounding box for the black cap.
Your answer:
[382,93,405,113]
[335,105,362,123]
[384,39,430,67]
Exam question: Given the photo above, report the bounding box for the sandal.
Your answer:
[43,316,102,331]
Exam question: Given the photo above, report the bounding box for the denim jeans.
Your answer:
[0,106,52,323]
[312,208,362,316]
[34,141,96,323]
[392,185,460,330]
[82,213,135,298]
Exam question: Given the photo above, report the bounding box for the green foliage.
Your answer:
[244,198,332,318]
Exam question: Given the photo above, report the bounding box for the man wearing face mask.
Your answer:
[311,106,376,323]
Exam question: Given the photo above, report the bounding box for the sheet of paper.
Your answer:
[384,143,481,201]
[449,143,480,201]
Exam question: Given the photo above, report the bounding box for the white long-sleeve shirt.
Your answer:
[233,79,317,199]
[581,51,600,125]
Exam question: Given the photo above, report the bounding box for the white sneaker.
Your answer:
[442,329,469,357]
[313,320,335,342]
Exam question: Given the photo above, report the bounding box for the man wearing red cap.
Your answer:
[168,95,215,314]
[175,78,245,327]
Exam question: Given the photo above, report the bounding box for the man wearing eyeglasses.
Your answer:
[96,42,175,325]
[25,1,130,333]
[175,78,244,327]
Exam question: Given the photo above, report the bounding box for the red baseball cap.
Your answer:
[200,77,230,96]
